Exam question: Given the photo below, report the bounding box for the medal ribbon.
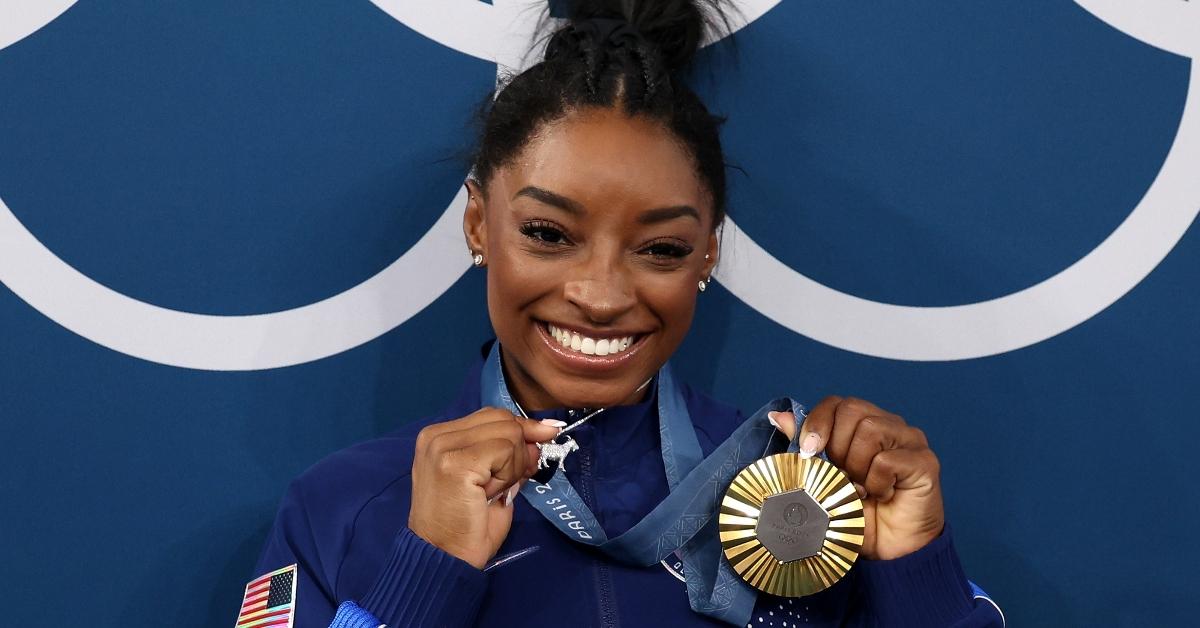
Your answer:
[480,343,805,627]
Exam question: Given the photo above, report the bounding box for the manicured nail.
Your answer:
[767,411,781,430]
[539,419,567,428]
[799,432,823,459]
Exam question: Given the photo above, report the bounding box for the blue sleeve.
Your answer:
[253,481,340,628]
[328,601,384,628]
[846,526,1004,627]
[354,527,489,627]
[252,480,488,628]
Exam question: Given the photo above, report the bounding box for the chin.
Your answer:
[548,378,647,409]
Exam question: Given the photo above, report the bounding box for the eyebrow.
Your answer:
[514,186,584,215]
[637,205,701,225]
[514,185,701,224]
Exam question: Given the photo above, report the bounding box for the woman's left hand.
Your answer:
[769,396,944,561]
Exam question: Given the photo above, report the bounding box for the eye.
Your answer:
[519,220,571,246]
[641,239,694,260]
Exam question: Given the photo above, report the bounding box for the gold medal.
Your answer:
[719,453,865,597]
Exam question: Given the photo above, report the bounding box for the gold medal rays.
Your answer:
[719,453,865,597]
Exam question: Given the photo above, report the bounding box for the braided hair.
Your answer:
[470,0,732,228]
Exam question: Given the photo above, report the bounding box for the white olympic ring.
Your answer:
[0,0,1195,368]
[0,0,75,50]
[714,0,1200,360]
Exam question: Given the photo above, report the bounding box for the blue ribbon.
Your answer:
[480,343,806,626]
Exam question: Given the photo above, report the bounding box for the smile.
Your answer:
[535,321,648,372]
[547,323,636,356]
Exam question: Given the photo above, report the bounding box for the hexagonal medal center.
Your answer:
[755,488,830,563]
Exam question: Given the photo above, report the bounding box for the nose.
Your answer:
[563,256,636,325]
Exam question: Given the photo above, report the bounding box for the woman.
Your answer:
[247,2,1004,626]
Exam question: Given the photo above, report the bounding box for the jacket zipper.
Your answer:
[577,442,619,628]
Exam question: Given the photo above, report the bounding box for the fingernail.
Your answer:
[504,484,520,507]
[539,419,567,428]
[854,483,867,499]
[799,432,823,459]
[767,411,781,430]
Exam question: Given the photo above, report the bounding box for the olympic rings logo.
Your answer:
[0,0,1197,369]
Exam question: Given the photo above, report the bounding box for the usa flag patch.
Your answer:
[235,564,297,628]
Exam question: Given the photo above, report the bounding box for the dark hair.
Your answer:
[470,0,732,227]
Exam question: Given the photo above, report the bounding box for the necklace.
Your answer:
[514,377,652,483]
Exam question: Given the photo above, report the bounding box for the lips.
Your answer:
[534,321,648,371]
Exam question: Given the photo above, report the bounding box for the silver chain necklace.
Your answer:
[515,377,652,481]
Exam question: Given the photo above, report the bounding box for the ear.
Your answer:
[463,179,488,262]
[701,227,720,280]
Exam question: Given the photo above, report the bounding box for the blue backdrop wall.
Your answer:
[1,1,1197,626]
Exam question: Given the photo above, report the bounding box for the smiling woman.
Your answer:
[465,108,719,410]
[245,1,1004,627]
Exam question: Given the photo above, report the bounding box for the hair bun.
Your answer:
[547,0,727,72]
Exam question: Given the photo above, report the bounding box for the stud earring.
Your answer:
[698,279,708,292]
[472,252,484,267]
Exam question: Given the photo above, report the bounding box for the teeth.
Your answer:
[546,324,636,357]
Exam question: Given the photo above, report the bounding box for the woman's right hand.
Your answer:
[408,408,562,569]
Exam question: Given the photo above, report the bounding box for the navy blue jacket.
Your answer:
[252,348,1004,627]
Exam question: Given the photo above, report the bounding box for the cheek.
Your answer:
[489,248,558,299]
[641,275,699,334]
[484,242,557,325]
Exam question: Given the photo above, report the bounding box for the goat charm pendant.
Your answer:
[533,435,579,483]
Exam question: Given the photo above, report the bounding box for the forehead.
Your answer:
[497,108,712,222]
